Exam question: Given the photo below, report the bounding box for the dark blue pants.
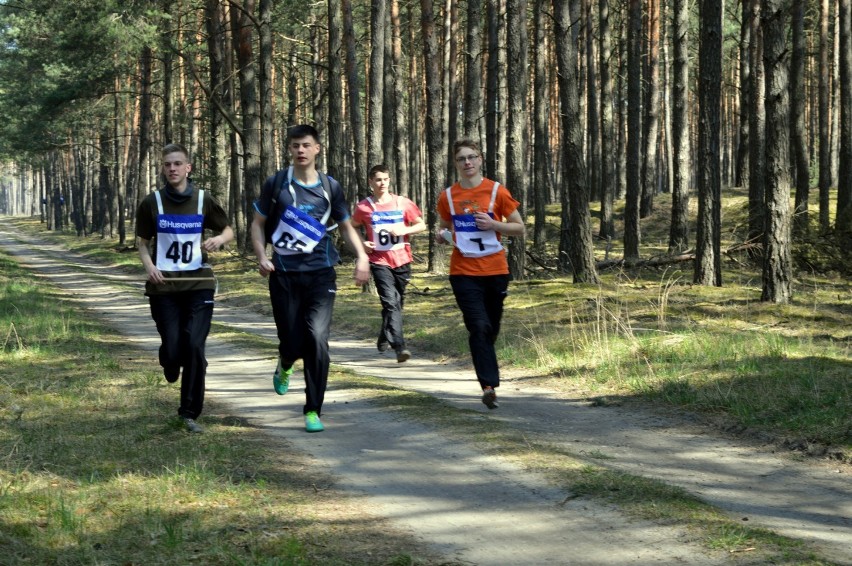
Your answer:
[148,289,214,419]
[449,274,509,389]
[269,268,337,415]
[370,263,411,350]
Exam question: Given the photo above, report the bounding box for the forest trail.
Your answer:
[1,220,849,565]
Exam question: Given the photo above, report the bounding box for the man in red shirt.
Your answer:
[352,164,425,362]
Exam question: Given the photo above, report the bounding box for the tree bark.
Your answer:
[368,0,386,170]
[328,0,346,191]
[506,0,528,280]
[421,0,444,270]
[598,0,615,241]
[790,0,809,236]
[818,0,832,231]
[259,0,275,180]
[747,0,765,252]
[624,0,642,260]
[761,0,793,302]
[694,0,723,286]
[533,0,555,247]
[232,0,260,249]
[554,0,600,283]
[669,0,690,252]
[837,0,852,231]
[463,0,484,140]
[640,0,661,218]
[735,0,751,187]
[341,0,366,200]
[390,0,410,197]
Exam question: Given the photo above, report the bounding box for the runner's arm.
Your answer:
[137,237,165,285]
[250,212,275,277]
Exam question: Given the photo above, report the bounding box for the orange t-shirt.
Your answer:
[436,178,520,276]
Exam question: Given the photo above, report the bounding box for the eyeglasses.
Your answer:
[455,154,480,164]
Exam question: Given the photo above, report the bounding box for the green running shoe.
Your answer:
[304,411,324,432]
[273,358,293,395]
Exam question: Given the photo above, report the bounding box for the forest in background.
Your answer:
[0,0,850,303]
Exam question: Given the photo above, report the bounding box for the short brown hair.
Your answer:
[452,138,481,157]
[162,143,190,161]
[369,164,390,179]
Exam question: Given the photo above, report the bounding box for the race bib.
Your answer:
[271,204,328,255]
[451,213,503,258]
[155,214,204,271]
[370,210,405,251]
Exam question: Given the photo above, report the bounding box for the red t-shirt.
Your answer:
[353,194,423,268]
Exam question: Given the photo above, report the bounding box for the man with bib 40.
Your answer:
[136,143,234,433]
[436,139,525,410]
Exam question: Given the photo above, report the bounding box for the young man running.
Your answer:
[250,124,370,433]
[352,164,425,362]
[436,139,525,409]
[136,143,234,433]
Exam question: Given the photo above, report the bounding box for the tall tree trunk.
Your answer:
[232,0,259,249]
[669,0,690,252]
[206,0,230,207]
[837,0,852,231]
[485,0,502,181]
[506,0,528,280]
[554,0,599,283]
[259,0,275,180]
[136,46,153,212]
[585,0,600,205]
[330,0,346,191]
[390,0,410,197]
[342,0,366,200]
[641,0,660,218]
[444,0,459,185]
[791,0,809,235]
[421,0,444,270]
[533,0,554,247]
[624,0,642,259]
[598,0,615,241]
[818,0,831,231]
[463,0,484,140]
[735,0,751,187]
[368,0,386,169]
[694,0,723,286]
[382,5,395,169]
[761,0,793,302]
[747,0,765,252]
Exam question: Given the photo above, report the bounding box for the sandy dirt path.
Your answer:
[1,221,849,565]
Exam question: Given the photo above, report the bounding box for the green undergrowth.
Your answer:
[0,249,440,565]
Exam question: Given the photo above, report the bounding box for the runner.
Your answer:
[250,124,370,433]
[436,139,525,409]
[136,143,234,433]
[352,164,425,363]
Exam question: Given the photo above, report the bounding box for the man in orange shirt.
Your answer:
[436,139,525,409]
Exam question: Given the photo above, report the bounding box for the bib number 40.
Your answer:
[165,241,194,264]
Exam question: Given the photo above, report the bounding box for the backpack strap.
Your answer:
[264,167,291,242]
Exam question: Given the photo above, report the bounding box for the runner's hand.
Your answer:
[258,258,275,277]
[353,257,370,286]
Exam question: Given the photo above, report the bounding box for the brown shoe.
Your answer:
[481,387,498,409]
[396,349,411,363]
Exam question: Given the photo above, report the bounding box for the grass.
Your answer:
[0,249,440,565]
